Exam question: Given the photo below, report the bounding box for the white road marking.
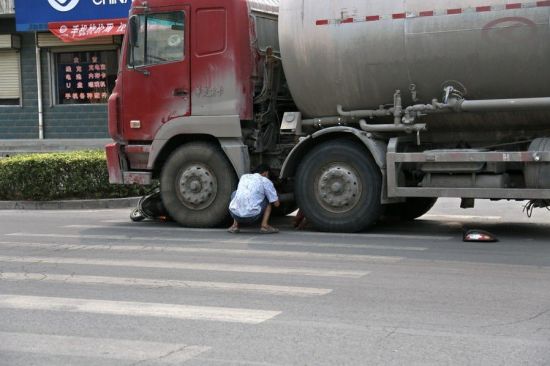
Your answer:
[0,255,369,278]
[287,230,452,241]
[101,221,231,229]
[0,241,403,262]
[0,295,281,324]
[243,241,425,251]
[0,331,210,363]
[64,225,453,241]
[0,272,332,297]
[423,214,502,221]
[5,231,428,251]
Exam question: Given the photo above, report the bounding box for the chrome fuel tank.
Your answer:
[279,0,550,127]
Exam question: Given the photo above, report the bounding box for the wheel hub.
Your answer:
[330,181,343,194]
[178,164,217,210]
[317,164,361,213]
[189,181,202,193]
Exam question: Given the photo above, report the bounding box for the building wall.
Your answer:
[0,30,110,139]
[0,32,38,139]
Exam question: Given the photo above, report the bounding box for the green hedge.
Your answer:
[0,150,148,201]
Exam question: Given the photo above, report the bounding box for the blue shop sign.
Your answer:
[15,0,132,31]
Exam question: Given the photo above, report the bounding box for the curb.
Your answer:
[0,197,140,210]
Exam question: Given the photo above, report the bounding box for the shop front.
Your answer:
[0,0,130,140]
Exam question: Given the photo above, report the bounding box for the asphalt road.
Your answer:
[0,198,549,365]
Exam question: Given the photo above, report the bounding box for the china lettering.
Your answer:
[92,0,129,5]
[58,22,127,38]
[63,56,109,102]
[194,87,225,98]
[65,92,107,100]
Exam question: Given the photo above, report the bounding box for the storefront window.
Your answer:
[55,50,118,105]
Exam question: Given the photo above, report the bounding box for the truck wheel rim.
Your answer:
[177,164,218,210]
[315,163,362,213]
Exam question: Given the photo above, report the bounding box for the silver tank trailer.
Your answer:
[279,0,550,144]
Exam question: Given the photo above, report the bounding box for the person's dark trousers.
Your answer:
[230,191,268,225]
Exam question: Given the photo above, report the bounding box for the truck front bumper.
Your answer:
[105,143,153,185]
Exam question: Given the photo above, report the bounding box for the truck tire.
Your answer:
[525,138,550,188]
[295,139,382,232]
[160,142,237,228]
[383,197,437,221]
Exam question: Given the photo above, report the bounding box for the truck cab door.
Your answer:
[122,5,190,141]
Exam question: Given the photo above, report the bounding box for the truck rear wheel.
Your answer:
[160,142,237,228]
[295,139,382,232]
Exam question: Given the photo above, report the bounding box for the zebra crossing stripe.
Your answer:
[0,241,404,262]
[8,230,451,242]
[0,272,333,297]
[0,255,369,278]
[0,295,281,324]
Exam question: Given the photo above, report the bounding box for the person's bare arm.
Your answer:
[263,178,280,208]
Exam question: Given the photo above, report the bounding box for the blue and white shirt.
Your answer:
[229,173,279,218]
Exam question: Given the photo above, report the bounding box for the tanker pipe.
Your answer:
[450,97,550,113]
[358,119,426,133]
[402,100,452,124]
[337,104,393,119]
[301,116,351,128]
[300,115,427,133]
[336,91,403,123]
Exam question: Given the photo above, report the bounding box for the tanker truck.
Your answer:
[106,0,550,232]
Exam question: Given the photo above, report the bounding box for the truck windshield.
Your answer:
[128,11,185,68]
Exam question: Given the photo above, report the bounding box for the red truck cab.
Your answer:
[106,0,287,227]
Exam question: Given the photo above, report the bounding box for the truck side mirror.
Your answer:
[129,15,140,48]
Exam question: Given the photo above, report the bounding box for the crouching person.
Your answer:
[228,164,280,234]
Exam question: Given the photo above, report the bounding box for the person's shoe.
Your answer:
[227,225,240,234]
[260,226,279,234]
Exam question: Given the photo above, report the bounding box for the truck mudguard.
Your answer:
[147,115,244,170]
[279,126,387,179]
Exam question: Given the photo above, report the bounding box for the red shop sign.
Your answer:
[48,18,127,43]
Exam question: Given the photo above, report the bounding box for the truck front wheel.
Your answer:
[295,139,382,232]
[160,142,237,228]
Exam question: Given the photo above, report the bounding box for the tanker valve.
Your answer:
[402,112,416,125]
[443,86,454,104]
[409,84,419,103]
